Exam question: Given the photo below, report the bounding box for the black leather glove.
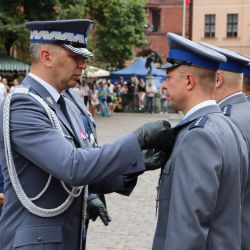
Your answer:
[143,148,169,171]
[133,120,176,152]
[87,194,111,226]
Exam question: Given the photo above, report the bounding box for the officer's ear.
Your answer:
[186,72,196,91]
[39,46,53,68]
[216,70,224,89]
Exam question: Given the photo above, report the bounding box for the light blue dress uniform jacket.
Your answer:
[152,105,248,250]
[246,95,250,102]
[219,93,250,250]
[0,75,145,250]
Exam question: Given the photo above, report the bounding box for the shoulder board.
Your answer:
[176,117,190,127]
[189,115,208,130]
[13,85,30,95]
[221,104,232,116]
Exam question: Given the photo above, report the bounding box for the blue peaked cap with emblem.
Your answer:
[200,42,249,73]
[159,33,226,71]
[25,19,94,58]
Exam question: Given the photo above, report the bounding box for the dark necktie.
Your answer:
[65,90,93,139]
[57,95,71,124]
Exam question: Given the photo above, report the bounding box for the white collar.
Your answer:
[29,73,61,102]
[218,91,242,105]
[184,100,217,119]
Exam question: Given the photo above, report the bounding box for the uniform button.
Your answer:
[37,236,42,242]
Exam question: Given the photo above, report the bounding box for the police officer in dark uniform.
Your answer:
[200,43,250,250]
[152,32,248,250]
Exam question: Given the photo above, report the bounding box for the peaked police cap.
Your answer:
[159,33,226,71]
[200,42,249,73]
[25,19,94,58]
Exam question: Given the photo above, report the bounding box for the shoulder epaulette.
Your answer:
[221,104,232,116]
[13,85,30,95]
[176,117,190,127]
[189,115,208,130]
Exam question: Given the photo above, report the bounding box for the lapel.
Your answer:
[219,92,248,108]
[22,75,80,145]
[64,97,87,146]
[65,89,97,138]
[66,89,96,125]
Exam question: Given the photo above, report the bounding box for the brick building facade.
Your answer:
[136,0,191,63]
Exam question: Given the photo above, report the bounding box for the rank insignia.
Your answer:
[46,96,53,105]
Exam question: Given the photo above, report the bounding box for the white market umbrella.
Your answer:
[82,65,110,78]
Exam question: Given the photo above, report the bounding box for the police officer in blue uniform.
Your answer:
[0,19,176,250]
[243,62,250,101]
[153,32,248,250]
[200,43,250,250]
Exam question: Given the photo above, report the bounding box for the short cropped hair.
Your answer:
[179,65,216,94]
[29,43,44,63]
[29,43,61,63]
[243,76,250,92]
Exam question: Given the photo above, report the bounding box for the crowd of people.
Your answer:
[73,74,168,117]
[0,76,21,102]
[0,73,169,119]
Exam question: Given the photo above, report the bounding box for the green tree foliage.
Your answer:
[86,0,147,68]
[0,0,61,55]
[59,0,85,19]
[0,0,85,58]
[0,0,146,68]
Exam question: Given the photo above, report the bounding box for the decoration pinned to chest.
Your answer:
[80,130,88,140]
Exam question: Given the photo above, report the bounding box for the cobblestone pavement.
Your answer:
[86,112,183,250]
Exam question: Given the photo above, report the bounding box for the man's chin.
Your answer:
[168,101,179,112]
[69,79,79,88]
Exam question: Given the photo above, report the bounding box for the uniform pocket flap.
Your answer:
[13,225,62,247]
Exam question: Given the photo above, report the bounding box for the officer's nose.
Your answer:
[78,57,87,70]
[163,80,168,89]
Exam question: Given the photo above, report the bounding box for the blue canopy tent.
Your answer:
[110,58,166,89]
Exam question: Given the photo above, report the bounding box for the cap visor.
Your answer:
[62,44,93,58]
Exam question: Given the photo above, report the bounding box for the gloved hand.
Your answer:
[143,148,169,171]
[87,194,111,226]
[133,120,176,152]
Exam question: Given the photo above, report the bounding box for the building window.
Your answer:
[227,14,238,37]
[204,14,215,38]
[152,9,160,32]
